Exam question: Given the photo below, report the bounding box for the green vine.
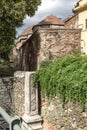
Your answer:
[34,55,87,110]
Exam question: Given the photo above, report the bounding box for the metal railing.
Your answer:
[0,106,22,130]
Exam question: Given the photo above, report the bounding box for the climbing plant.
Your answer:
[34,55,87,110]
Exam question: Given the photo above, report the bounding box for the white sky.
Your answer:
[16,0,77,36]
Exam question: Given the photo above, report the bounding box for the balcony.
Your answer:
[74,1,87,12]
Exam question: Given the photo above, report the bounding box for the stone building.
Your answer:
[64,14,78,29]
[15,15,81,71]
[73,0,87,54]
[33,15,65,32]
[13,26,33,68]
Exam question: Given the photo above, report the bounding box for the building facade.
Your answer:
[74,0,87,54]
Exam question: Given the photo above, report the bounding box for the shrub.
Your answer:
[34,55,87,110]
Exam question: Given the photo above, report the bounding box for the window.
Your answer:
[85,19,87,29]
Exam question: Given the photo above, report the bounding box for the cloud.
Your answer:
[16,0,77,36]
[37,0,62,12]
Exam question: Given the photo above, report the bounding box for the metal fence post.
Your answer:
[10,116,21,130]
[0,106,22,130]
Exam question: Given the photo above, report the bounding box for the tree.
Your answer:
[0,0,41,62]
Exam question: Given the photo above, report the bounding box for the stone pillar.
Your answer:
[22,72,42,130]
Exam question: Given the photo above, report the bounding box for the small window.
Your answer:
[85,19,87,29]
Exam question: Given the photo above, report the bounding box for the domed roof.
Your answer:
[36,15,65,26]
[21,26,33,36]
[19,15,65,37]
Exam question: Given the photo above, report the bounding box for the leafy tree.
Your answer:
[0,0,41,62]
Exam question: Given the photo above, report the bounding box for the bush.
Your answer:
[34,55,87,110]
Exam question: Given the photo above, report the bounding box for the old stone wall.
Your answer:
[11,71,25,116]
[0,72,87,130]
[15,14,80,71]
[18,32,40,71]
[18,28,81,71]
[0,74,25,116]
[0,72,25,117]
[42,97,87,130]
[0,77,13,113]
[65,14,78,29]
[37,28,81,66]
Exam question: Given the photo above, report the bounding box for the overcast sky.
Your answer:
[16,0,77,36]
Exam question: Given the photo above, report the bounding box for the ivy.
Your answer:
[34,55,87,110]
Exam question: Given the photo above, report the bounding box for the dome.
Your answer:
[33,15,65,31]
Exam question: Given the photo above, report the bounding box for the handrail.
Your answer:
[0,106,22,130]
